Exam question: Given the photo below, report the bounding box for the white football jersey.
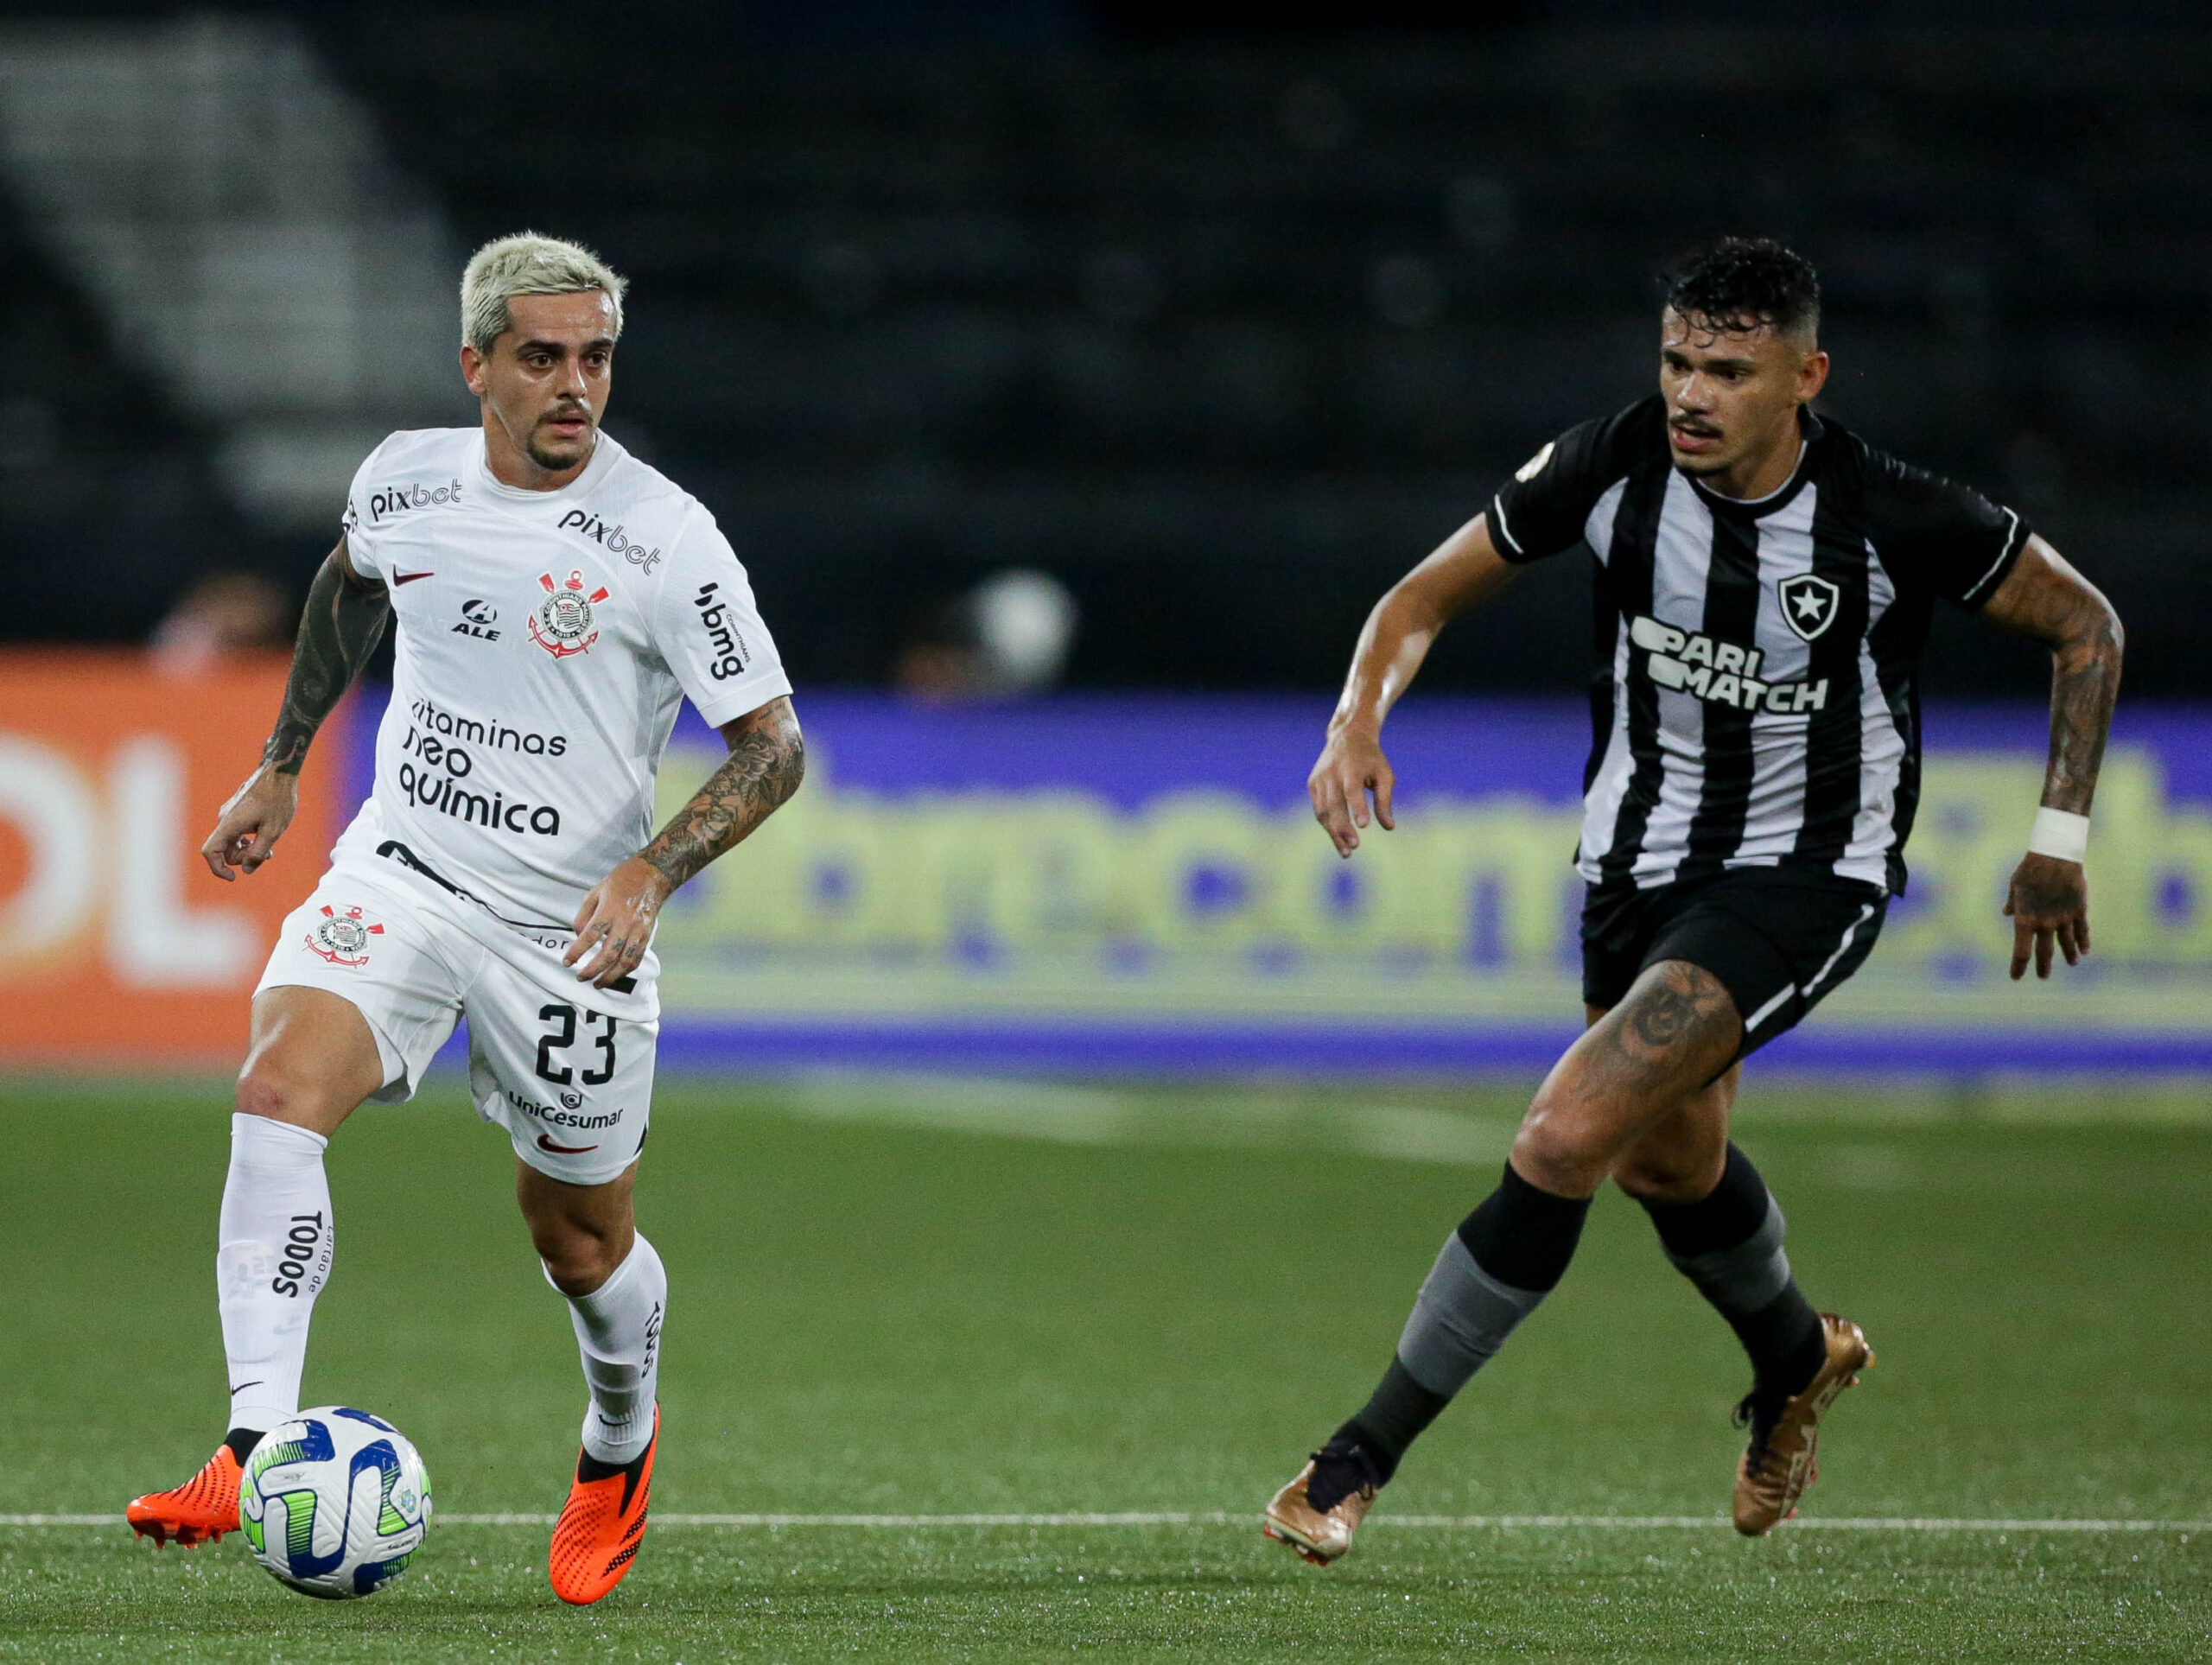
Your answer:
[329,425,791,937]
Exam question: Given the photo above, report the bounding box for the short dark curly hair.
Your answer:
[1663,237,1821,339]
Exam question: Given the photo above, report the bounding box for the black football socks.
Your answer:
[1330,1162,1592,1490]
[1640,1142,1825,1407]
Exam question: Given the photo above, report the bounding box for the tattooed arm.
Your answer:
[200,539,391,882]
[564,696,806,988]
[1975,534,2125,981]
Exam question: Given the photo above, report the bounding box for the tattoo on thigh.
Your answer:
[1593,962,1738,1094]
[1630,981,1702,1049]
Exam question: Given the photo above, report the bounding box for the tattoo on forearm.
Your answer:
[1986,549,2124,819]
[2042,611,2122,816]
[264,552,391,775]
[639,697,806,891]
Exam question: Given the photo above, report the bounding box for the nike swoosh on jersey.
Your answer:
[537,1133,601,1155]
[391,569,435,585]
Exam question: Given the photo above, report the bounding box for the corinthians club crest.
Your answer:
[1777,573,1842,643]
[307,904,384,967]
[530,569,609,659]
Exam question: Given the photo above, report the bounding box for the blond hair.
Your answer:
[460,232,626,354]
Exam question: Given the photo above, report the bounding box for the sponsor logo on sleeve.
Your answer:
[690,581,753,681]
[1630,615,1830,715]
[368,480,462,521]
[1514,441,1557,482]
[306,904,384,966]
[530,569,607,659]
[557,509,662,573]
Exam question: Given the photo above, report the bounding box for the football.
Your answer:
[237,1407,433,1599]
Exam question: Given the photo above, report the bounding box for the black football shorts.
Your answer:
[1580,867,1889,1060]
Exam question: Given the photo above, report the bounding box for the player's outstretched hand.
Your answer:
[200,766,298,882]
[2003,851,2090,981]
[1308,725,1396,858]
[567,856,674,988]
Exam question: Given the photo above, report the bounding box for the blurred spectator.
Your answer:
[149,570,291,675]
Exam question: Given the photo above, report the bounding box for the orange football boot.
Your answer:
[126,1446,243,1547]
[548,1408,658,1605]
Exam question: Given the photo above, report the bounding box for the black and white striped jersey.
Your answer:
[1488,395,2029,895]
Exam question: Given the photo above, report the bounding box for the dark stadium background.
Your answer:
[9,0,2211,702]
[4,8,2211,1658]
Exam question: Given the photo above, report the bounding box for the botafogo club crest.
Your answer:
[306,904,384,967]
[530,569,610,659]
[1777,573,1841,643]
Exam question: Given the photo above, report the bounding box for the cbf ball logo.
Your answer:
[530,569,609,660]
[306,905,384,968]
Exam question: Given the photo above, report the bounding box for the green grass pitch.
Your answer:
[3,1074,2209,1661]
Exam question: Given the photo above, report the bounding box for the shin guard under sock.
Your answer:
[1338,1163,1592,1482]
[563,1236,666,1466]
[1642,1144,1824,1400]
[216,1115,333,1437]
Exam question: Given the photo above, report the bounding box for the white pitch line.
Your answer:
[11,1511,2204,1533]
[1376,1515,2210,1534]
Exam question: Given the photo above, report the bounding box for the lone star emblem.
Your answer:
[1777,573,1841,644]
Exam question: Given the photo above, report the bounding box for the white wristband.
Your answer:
[2028,807,2089,864]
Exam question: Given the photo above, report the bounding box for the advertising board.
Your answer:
[639,694,2212,1073]
[0,653,338,1067]
[4,661,2205,1074]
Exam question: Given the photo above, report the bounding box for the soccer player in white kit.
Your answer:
[124,234,805,1605]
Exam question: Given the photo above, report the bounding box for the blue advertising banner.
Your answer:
[351,693,2212,1075]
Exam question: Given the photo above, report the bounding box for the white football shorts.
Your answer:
[255,851,658,1186]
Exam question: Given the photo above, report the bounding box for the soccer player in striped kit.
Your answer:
[1265,238,2123,1560]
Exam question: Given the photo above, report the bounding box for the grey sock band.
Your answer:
[1662,1197,1792,1315]
[1394,1234,1548,1397]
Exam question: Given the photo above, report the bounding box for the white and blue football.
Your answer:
[237,1407,432,1598]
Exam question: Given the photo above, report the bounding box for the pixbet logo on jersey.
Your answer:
[530,570,607,659]
[306,904,384,967]
[367,480,462,521]
[557,509,662,573]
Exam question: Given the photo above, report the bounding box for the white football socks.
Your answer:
[215,1114,334,1436]
[563,1235,665,1465]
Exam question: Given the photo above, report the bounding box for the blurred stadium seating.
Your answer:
[0,3,2206,698]
[0,187,281,642]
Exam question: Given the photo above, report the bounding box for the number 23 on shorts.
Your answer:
[535,1003,616,1086]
